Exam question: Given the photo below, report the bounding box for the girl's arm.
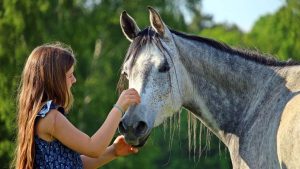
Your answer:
[52,106,121,157]
[81,145,117,169]
[40,89,140,158]
[81,135,138,169]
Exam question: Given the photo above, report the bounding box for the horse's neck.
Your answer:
[174,35,288,137]
[173,35,300,168]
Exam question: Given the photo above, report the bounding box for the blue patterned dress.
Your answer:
[34,100,83,169]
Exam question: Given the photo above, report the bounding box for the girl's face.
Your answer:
[66,65,76,89]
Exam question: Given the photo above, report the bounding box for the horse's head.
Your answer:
[118,7,184,147]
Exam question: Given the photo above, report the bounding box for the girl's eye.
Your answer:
[67,73,74,78]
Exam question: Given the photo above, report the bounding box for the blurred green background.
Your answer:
[0,0,299,168]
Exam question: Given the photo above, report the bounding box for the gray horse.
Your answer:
[118,7,300,169]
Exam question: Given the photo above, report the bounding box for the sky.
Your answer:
[201,0,285,32]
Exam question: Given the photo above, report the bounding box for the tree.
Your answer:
[246,0,300,61]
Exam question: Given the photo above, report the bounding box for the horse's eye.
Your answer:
[158,62,170,72]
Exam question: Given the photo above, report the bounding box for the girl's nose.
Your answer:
[72,76,76,84]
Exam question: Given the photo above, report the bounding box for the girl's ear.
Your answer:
[120,11,140,42]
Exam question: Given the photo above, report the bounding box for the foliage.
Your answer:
[200,24,246,47]
[246,0,300,61]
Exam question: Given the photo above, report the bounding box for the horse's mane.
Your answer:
[170,29,300,66]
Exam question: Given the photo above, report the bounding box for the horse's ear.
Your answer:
[148,6,167,37]
[120,11,140,42]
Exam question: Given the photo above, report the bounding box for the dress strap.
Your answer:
[37,100,58,117]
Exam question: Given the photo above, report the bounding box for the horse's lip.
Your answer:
[131,132,151,148]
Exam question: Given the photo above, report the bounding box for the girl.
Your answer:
[14,43,140,169]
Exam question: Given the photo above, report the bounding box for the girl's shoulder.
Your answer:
[35,100,64,142]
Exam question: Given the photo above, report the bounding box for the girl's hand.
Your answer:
[116,88,140,112]
[113,135,138,157]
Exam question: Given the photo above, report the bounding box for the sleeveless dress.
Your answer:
[34,100,83,169]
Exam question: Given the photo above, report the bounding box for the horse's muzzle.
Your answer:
[118,120,150,147]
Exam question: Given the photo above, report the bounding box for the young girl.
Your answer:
[14,43,140,169]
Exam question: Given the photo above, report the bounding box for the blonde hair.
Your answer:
[13,42,76,169]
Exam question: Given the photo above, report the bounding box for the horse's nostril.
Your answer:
[135,121,148,135]
[119,120,148,136]
[118,121,127,134]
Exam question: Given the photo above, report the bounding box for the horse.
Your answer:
[117,7,300,169]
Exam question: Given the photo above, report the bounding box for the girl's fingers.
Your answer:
[124,93,138,98]
[125,96,140,103]
[127,99,140,105]
[127,95,140,100]
[126,88,139,95]
[126,93,139,98]
[125,93,140,101]
[130,147,139,153]
[119,89,141,108]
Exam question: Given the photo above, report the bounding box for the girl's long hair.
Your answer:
[13,43,76,169]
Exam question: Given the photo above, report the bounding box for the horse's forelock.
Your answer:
[117,27,162,94]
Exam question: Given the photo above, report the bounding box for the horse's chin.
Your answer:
[133,133,151,147]
[126,132,151,148]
